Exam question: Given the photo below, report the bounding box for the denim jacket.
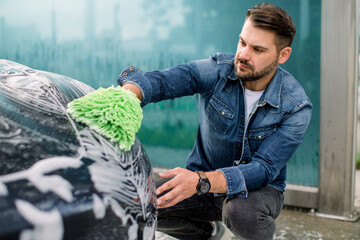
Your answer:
[118,53,312,199]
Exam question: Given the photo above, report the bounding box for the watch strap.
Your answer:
[196,171,211,195]
[196,171,208,180]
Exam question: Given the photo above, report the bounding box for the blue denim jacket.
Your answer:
[118,53,312,199]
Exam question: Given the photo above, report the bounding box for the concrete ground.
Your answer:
[155,170,360,240]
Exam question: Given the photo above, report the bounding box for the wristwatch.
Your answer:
[196,171,211,195]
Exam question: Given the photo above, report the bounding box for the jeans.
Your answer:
[156,178,284,240]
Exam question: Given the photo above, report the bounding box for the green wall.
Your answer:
[0,0,320,186]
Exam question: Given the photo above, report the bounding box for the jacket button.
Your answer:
[221,112,225,116]
[123,72,128,76]
[129,67,134,71]
[258,135,262,139]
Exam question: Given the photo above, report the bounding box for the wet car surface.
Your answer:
[0,60,157,240]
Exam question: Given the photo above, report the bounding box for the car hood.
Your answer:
[0,60,157,240]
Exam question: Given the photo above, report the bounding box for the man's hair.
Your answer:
[246,3,296,51]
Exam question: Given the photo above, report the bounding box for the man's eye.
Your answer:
[254,48,264,53]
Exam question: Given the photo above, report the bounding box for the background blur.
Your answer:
[0,0,320,187]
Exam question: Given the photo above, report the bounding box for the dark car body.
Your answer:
[0,60,157,240]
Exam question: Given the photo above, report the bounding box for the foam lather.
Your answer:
[67,86,142,151]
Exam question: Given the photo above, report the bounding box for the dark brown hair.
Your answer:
[246,3,296,51]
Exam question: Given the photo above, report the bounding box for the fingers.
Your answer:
[157,168,179,179]
[157,185,189,208]
[155,168,198,208]
[156,181,175,208]
[157,193,183,208]
[156,168,181,196]
[157,190,176,208]
[156,176,182,208]
[156,177,175,196]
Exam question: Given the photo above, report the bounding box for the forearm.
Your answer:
[117,58,219,106]
[206,171,227,194]
[156,168,227,208]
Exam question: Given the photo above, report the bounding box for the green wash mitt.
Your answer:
[67,86,142,151]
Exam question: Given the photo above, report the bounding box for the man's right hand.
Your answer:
[122,83,143,102]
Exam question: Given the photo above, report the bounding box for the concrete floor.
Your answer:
[273,208,360,240]
[156,209,360,240]
[155,170,360,240]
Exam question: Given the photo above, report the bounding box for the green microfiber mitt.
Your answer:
[67,86,142,151]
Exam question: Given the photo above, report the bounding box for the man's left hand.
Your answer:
[156,167,199,208]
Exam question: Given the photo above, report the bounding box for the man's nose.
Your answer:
[239,47,251,61]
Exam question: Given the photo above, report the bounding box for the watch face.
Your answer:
[200,181,210,193]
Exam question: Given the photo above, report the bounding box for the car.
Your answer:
[0,59,157,240]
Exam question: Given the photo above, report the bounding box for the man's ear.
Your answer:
[278,47,292,64]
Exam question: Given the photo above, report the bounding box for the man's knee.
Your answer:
[222,197,276,240]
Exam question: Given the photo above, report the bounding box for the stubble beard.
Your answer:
[234,57,279,82]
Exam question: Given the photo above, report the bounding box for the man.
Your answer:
[118,3,312,240]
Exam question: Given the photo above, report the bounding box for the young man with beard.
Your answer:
[118,3,312,240]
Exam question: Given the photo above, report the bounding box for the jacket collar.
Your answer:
[229,66,283,109]
[259,67,282,108]
[228,68,239,81]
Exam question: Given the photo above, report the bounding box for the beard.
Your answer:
[234,57,279,82]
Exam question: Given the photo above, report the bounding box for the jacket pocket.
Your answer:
[248,125,277,155]
[206,95,235,135]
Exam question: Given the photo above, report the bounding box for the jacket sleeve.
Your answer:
[218,102,312,199]
[117,56,219,107]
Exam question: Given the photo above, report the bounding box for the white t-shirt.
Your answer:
[245,88,264,123]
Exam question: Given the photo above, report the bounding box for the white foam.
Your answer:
[15,199,63,240]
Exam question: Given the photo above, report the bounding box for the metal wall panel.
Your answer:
[318,0,359,221]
